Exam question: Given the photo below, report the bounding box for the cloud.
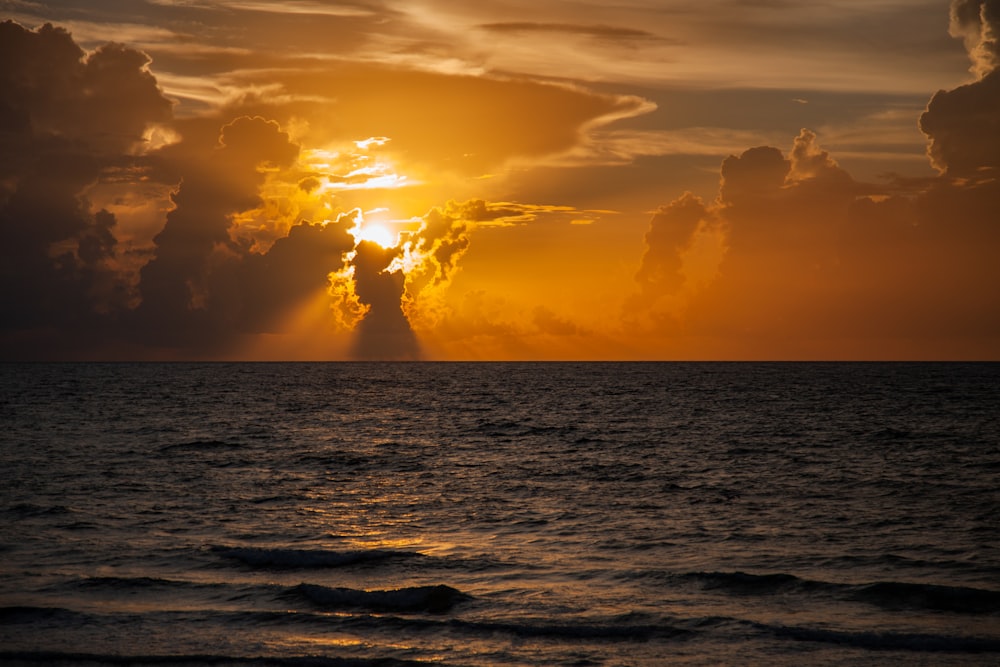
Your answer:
[0,23,385,359]
[532,306,583,336]
[349,240,421,360]
[718,145,789,203]
[949,0,1000,77]
[918,4,1000,177]
[1,22,600,359]
[133,116,300,346]
[0,21,171,153]
[479,22,662,42]
[919,70,1000,176]
[215,1,377,17]
[626,5,1000,355]
[635,193,713,297]
[211,63,651,177]
[0,20,172,357]
[633,118,999,355]
[239,218,356,334]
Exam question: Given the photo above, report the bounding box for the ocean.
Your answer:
[1,362,998,666]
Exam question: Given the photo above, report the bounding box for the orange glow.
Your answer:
[355,223,397,249]
[1,8,997,360]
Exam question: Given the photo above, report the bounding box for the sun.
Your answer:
[356,223,397,248]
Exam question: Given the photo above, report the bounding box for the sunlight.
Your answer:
[356,223,397,248]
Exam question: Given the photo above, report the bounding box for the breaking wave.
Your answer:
[212,546,421,569]
[290,583,470,613]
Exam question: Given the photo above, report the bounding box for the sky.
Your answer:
[0,0,997,360]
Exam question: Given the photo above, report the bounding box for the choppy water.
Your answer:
[1,362,998,666]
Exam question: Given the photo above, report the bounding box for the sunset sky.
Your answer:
[1,0,998,360]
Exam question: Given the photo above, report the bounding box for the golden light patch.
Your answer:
[355,223,397,248]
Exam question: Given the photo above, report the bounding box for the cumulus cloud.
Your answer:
[0,22,419,359]
[0,15,598,360]
[634,115,999,354]
[239,217,355,334]
[0,20,172,357]
[0,21,172,155]
[630,4,1000,354]
[635,193,713,298]
[949,0,1000,77]
[920,2,1000,176]
[133,116,300,346]
[718,145,789,203]
[349,240,421,360]
[919,70,1000,176]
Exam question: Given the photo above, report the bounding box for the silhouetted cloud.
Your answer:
[133,116,300,346]
[349,240,421,360]
[0,22,416,358]
[920,70,1000,176]
[0,20,171,357]
[239,218,356,334]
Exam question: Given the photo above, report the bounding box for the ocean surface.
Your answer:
[1,362,998,666]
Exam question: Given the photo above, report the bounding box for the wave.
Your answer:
[684,571,1000,614]
[853,581,1000,614]
[0,651,429,666]
[213,546,422,569]
[761,623,1000,653]
[291,583,470,613]
[687,571,810,593]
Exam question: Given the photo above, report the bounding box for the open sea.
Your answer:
[0,362,998,666]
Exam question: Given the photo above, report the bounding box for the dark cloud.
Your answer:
[349,240,421,361]
[132,116,300,347]
[0,20,171,357]
[920,2,1000,177]
[0,21,406,359]
[919,70,1000,176]
[532,306,582,336]
[297,176,321,193]
[239,218,356,334]
[0,21,171,154]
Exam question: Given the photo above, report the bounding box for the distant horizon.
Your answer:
[4,359,998,364]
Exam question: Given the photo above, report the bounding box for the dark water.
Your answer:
[1,362,998,666]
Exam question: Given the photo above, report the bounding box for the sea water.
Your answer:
[1,362,998,665]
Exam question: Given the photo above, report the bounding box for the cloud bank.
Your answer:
[631,3,1000,358]
[1,4,997,360]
